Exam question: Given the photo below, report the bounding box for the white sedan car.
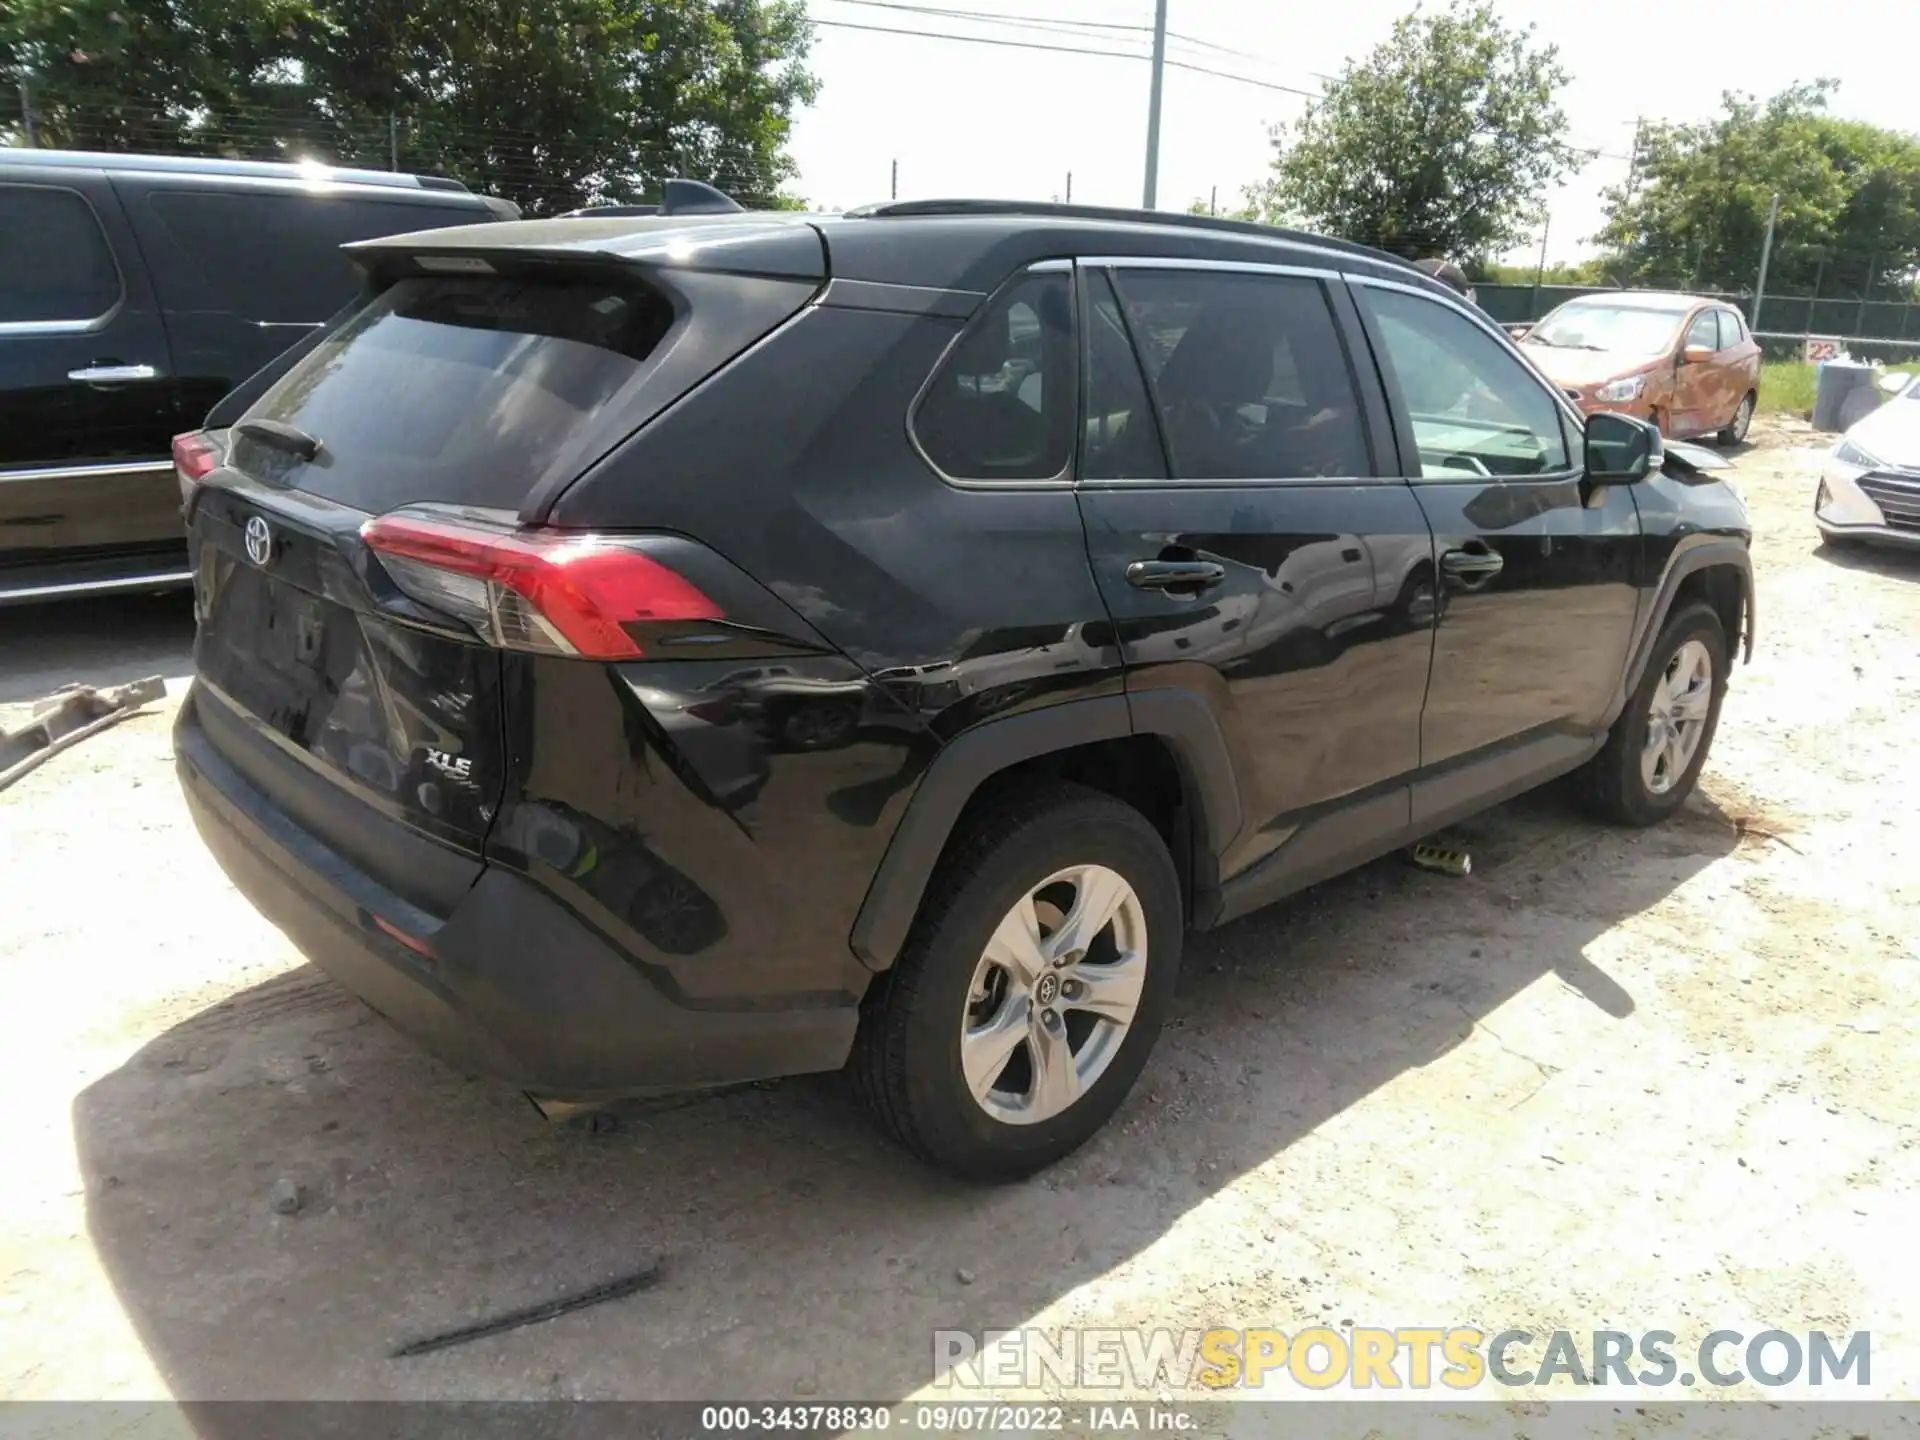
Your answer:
[1817,370,1920,549]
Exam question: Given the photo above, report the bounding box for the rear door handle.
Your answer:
[1441,547,1504,579]
[68,364,160,384]
[1126,559,1227,593]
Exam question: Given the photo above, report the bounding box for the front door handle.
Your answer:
[1126,559,1227,593]
[68,364,160,384]
[1440,546,1504,580]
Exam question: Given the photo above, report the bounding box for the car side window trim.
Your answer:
[1345,272,1584,483]
[905,260,1077,491]
[1078,259,1388,489]
[1075,254,1338,282]
[1075,264,1174,484]
[0,180,128,336]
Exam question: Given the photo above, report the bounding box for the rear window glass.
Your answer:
[913,271,1075,482]
[0,184,121,324]
[244,273,674,510]
[146,189,483,323]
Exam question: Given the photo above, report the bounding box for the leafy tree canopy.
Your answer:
[2,0,817,214]
[1597,80,1920,298]
[1249,0,1574,262]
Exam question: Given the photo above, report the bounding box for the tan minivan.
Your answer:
[1518,291,1762,445]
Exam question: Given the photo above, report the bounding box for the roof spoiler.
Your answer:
[558,178,745,220]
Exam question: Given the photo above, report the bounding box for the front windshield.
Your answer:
[1529,303,1687,355]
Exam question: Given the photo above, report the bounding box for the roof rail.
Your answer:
[557,178,745,221]
[846,198,1417,271]
[0,147,470,193]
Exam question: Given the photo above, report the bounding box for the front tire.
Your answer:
[1718,391,1756,446]
[1577,602,1728,826]
[851,782,1181,1181]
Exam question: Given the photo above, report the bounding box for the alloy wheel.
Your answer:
[1641,639,1714,795]
[961,864,1147,1125]
[1732,393,1755,442]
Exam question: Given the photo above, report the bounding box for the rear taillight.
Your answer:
[173,431,218,507]
[361,509,722,659]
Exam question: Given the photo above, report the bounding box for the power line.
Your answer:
[1162,57,1317,97]
[816,0,1323,92]
[808,17,1320,94]
[819,0,1152,34]
[808,17,1146,60]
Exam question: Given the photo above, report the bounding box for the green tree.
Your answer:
[1250,0,1574,261]
[1476,258,1610,286]
[2,0,817,214]
[1597,81,1920,299]
[1184,194,1260,222]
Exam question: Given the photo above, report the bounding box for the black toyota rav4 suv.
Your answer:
[175,198,1754,1181]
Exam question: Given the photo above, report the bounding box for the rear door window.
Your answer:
[1082,270,1168,481]
[144,189,483,322]
[0,184,122,324]
[1110,268,1371,480]
[913,271,1075,482]
[242,272,675,510]
[1715,310,1745,348]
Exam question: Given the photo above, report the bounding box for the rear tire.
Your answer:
[1576,602,1728,826]
[851,781,1181,1182]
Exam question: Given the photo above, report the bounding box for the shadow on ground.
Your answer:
[0,593,196,706]
[1816,536,1920,582]
[74,782,1740,1409]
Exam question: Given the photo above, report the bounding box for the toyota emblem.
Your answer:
[244,515,273,568]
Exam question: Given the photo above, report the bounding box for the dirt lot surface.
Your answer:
[3,417,1917,1420]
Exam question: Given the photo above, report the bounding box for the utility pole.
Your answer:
[1752,192,1780,331]
[890,158,898,201]
[389,111,400,172]
[1210,185,1218,217]
[1855,251,1878,337]
[1624,117,1645,199]
[1530,214,1551,318]
[1142,0,1168,208]
[17,78,34,147]
[1065,171,1072,203]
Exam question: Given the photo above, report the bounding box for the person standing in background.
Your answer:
[1414,258,1478,307]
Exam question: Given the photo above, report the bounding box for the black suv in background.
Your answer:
[0,148,515,603]
[173,199,1754,1181]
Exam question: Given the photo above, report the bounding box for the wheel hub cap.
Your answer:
[1641,638,1713,796]
[961,863,1148,1126]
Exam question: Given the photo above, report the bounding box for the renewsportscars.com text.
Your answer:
[933,1327,1872,1391]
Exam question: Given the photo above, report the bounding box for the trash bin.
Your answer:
[1813,358,1881,433]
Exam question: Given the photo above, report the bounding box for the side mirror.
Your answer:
[1585,411,1662,483]
[1681,345,1714,365]
[1879,371,1913,397]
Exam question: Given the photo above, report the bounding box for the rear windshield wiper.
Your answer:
[234,418,324,462]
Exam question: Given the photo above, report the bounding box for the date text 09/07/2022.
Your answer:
[699,1404,1193,1431]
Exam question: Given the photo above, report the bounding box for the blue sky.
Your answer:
[786,0,1913,265]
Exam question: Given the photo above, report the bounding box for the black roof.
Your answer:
[348,192,1448,301]
[850,198,1419,273]
[0,147,470,194]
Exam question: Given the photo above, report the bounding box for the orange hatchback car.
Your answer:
[1518,292,1762,445]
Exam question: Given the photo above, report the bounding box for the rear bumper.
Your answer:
[175,692,859,1100]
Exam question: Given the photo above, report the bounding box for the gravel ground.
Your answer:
[2,418,1917,1419]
